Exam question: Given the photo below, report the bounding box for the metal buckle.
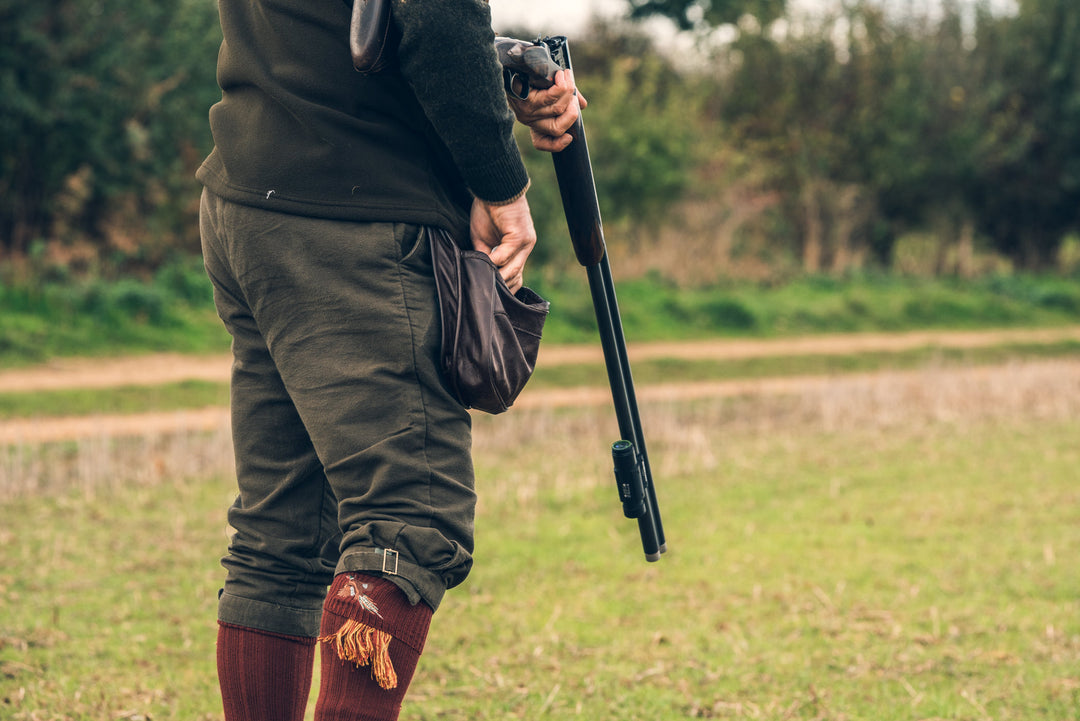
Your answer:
[381,548,399,575]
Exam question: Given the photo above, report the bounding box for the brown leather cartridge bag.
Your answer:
[428,227,549,414]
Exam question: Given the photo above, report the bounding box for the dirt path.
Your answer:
[4,325,1080,393]
[3,326,1080,444]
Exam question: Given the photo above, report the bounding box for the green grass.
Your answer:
[0,258,231,368]
[2,400,1078,719]
[527,339,1080,388]
[0,380,229,420]
[530,271,1080,343]
[0,297,230,369]
[4,261,1080,366]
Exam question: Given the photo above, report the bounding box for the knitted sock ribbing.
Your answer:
[217,621,316,721]
[314,573,433,721]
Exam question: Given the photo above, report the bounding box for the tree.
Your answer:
[626,0,787,31]
[840,2,984,268]
[968,0,1080,268]
[708,0,1080,273]
[0,0,221,262]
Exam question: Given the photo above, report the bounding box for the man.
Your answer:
[197,1,582,719]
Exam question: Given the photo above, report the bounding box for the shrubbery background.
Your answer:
[1,0,1078,289]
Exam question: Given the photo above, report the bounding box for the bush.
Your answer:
[0,0,221,260]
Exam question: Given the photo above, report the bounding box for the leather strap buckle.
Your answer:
[381,548,399,575]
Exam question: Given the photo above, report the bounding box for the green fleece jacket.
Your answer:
[197,0,528,235]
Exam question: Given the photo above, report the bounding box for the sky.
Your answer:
[488,0,867,34]
[488,0,1018,35]
[489,0,626,35]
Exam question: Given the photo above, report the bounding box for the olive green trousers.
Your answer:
[200,189,475,637]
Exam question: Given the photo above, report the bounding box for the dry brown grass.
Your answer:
[470,357,1080,509]
[0,417,233,499]
[3,358,1078,502]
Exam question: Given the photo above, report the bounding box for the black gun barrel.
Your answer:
[499,35,667,562]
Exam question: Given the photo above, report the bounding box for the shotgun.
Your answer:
[495,35,667,562]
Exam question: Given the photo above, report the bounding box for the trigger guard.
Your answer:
[502,69,530,100]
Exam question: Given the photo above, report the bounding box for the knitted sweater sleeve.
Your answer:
[390,0,529,204]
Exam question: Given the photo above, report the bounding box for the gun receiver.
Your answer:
[494,36,561,99]
[496,36,667,562]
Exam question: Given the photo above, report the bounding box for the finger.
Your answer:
[502,265,525,293]
[545,71,580,114]
[550,99,581,134]
[524,72,578,115]
[559,70,587,110]
[510,95,568,125]
[527,99,581,137]
[489,227,535,273]
[487,237,526,268]
[530,129,573,153]
[532,97,581,140]
[469,199,499,253]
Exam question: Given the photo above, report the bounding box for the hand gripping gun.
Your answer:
[495,36,667,562]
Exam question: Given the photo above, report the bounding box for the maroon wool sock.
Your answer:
[217,622,317,721]
[314,573,433,721]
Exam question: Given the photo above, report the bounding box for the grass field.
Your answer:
[4,267,1080,367]
[2,361,1078,719]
